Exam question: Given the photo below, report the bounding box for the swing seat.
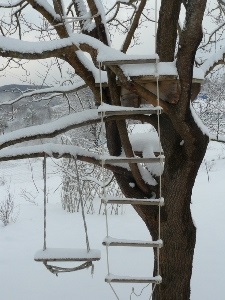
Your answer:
[34,248,101,262]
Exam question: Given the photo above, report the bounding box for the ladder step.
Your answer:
[34,248,101,262]
[103,237,163,248]
[102,157,163,164]
[101,58,158,66]
[102,197,164,206]
[105,274,162,284]
[98,108,161,116]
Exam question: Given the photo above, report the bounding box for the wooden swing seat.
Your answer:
[34,248,101,262]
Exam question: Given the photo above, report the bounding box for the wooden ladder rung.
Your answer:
[101,58,157,66]
[34,248,101,262]
[102,157,163,164]
[102,197,164,206]
[103,237,163,248]
[105,274,162,284]
[98,108,161,116]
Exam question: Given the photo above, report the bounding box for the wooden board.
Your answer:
[102,58,157,66]
[102,197,164,206]
[102,237,163,248]
[98,108,161,116]
[34,248,101,262]
[105,274,162,284]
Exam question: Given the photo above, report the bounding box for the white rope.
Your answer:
[149,283,157,300]
[43,155,47,251]
[41,155,94,275]
[154,1,163,297]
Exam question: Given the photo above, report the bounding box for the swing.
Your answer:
[34,156,101,275]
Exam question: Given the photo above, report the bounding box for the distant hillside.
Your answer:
[0,84,49,92]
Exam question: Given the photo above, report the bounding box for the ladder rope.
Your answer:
[99,1,162,297]
[43,155,47,251]
[155,0,163,279]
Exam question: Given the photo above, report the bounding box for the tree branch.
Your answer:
[121,0,147,53]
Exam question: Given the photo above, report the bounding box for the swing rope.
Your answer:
[42,155,94,275]
[74,157,90,253]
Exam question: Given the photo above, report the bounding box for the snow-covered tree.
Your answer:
[0,1,225,299]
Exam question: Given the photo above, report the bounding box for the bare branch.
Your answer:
[0,81,87,106]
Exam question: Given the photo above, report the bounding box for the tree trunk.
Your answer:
[106,111,209,299]
[138,116,208,299]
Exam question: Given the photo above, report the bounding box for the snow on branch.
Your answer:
[0,109,100,150]
[191,104,225,143]
[0,33,156,64]
[201,47,225,75]
[0,35,79,60]
[0,143,133,177]
[0,80,87,106]
[190,104,211,136]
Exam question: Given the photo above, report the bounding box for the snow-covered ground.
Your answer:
[0,141,225,300]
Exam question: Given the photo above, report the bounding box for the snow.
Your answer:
[0,142,225,299]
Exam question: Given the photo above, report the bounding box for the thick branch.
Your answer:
[121,0,147,53]
[157,0,181,61]
[0,143,134,178]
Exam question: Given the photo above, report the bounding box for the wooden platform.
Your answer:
[102,197,164,206]
[34,248,101,262]
[105,274,162,284]
[103,237,163,248]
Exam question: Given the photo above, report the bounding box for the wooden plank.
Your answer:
[102,157,163,164]
[102,58,157,66]
[132,74,178,82]
[34,248,101,262]
[102,197,164,206]
[105,274,162,284]
[102,237,163,248]
[98,108,161,116]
